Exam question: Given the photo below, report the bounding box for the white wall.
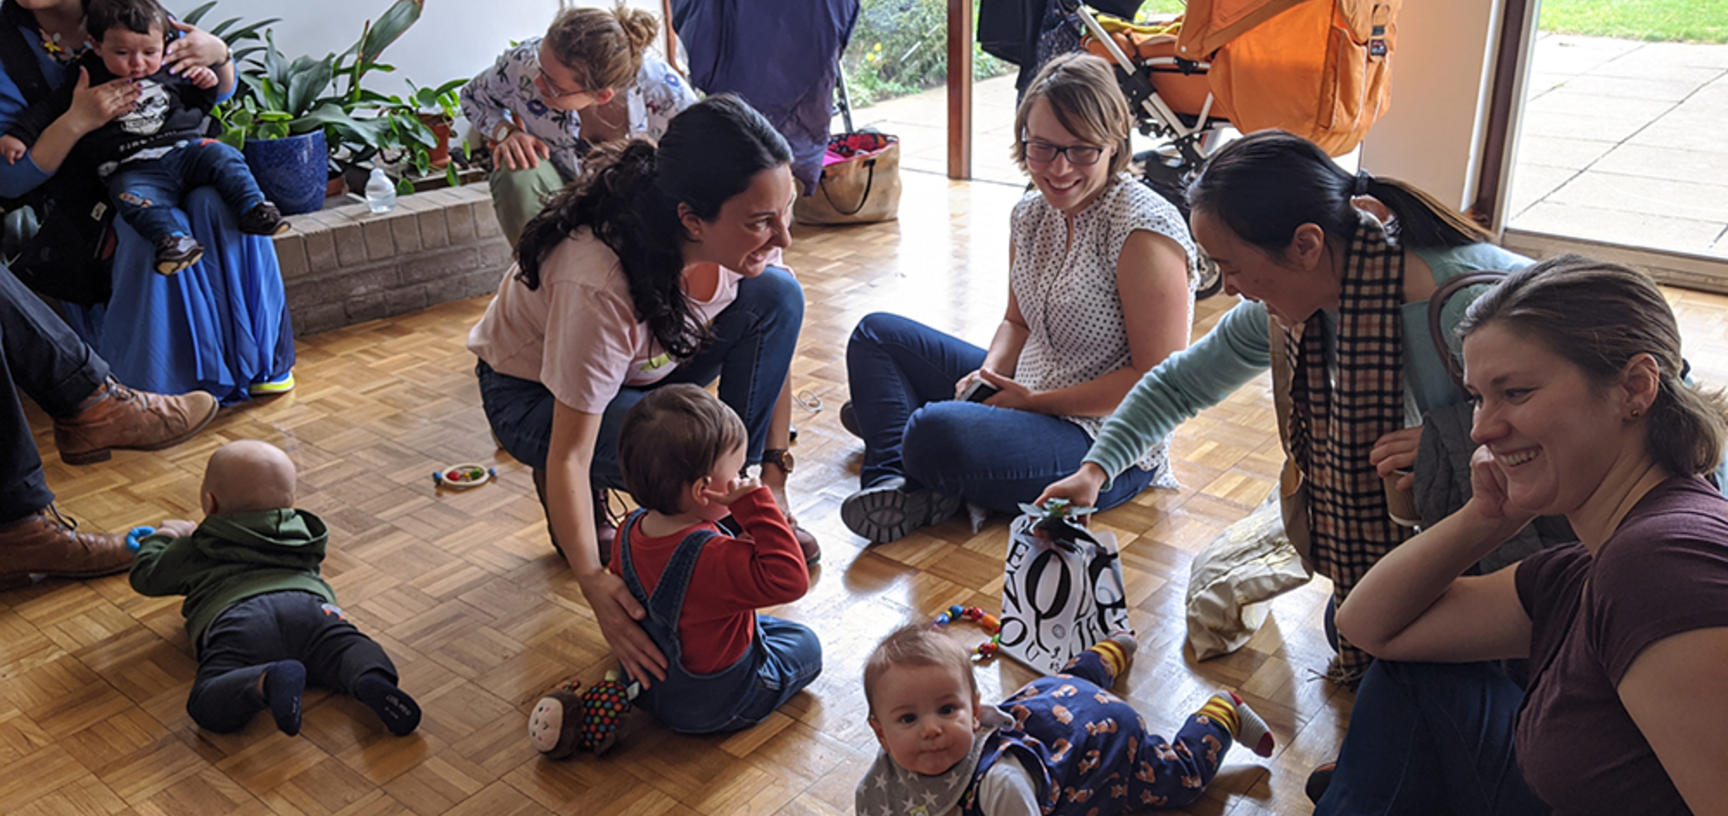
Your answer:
[1358,0,1504,210]
[177,0,666,99]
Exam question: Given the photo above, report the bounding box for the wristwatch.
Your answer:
[761,448,795,475]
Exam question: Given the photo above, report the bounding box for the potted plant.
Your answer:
[406,78,464,168]
[347,78,465,190]
[214,33,356,214]
[214,0,427,209]
[321,0,454,195]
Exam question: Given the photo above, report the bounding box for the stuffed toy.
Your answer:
[528,672,640,758]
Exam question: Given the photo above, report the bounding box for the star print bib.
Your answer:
[855,707,1013,816]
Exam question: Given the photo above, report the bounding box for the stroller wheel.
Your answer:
[1194,253,1224,300]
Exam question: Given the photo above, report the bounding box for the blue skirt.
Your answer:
[60,185,295,404]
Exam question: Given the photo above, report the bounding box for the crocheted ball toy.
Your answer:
[528,673,640,758]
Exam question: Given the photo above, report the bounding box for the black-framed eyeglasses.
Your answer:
[1023,139,1105,166]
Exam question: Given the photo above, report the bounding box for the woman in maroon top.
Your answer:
[1314,255,1728,815]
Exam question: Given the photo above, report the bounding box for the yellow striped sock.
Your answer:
[1089,640,1127,678]
[1196,695,1240,736]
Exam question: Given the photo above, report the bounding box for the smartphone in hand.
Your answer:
[960,380,1000,403]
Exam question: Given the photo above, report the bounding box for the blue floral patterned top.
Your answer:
[459,38,698,180]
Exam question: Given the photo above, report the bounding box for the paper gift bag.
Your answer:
[997,508,1133,674]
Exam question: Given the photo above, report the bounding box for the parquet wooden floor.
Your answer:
[10,169,1728,815]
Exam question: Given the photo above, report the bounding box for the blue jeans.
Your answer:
[108,139,266,244]
[1316,660,1549,816]
[845,312,1156,514]
[477,266,804,484]
[616,511,821,733]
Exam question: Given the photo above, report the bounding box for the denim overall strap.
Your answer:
[615,511,721,673]
[615,509,654,605]
[642,528,720,628]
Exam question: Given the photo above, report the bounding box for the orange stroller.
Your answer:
[1075,0,1400,179]
[1061,0,1401,294]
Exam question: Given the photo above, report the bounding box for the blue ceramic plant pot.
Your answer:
[242,130,327,215]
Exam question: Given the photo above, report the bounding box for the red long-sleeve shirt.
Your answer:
[608,488,809,673]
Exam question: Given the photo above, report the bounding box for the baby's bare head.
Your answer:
[201,440,297,515]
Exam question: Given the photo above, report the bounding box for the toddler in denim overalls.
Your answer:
[609,384,820,733]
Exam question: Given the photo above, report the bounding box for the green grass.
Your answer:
[1538,0,1728,43]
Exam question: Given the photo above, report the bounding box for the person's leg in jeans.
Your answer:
[591,267,804,484]
[0,266,106,522]
[846,312,985,489]
[290,595,421,736]
[840,312,988,542]
[1314,660,1549,816]
[590,268,814,553]
[175,140,270,218]
[722,615,823,730]
[902,402,1159,516]
[473,359,611,558]
[1,265,215,582]
[108,163,187,243]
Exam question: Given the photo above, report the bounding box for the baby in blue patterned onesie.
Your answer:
[855,624,1275,816]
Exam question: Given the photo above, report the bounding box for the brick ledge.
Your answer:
[274,183,510,336]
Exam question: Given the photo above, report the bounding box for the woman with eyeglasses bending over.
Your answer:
[459,2,698,249]
[838,52,1200,545]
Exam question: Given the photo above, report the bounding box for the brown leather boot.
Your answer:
[52,378,219,465]
[0,506,132,589]
[785,514,821,567]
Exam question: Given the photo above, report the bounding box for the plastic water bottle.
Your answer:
[364,167,397,214]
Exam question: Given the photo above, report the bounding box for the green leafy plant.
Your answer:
[351,78,466,189]
[213,31,363,147]
[212,0,462,193]
[843,0,1014,108]
[405,78,464,123]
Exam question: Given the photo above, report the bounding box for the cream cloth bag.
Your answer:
[1186,489,1312,660]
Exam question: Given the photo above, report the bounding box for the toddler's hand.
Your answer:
[184,65,218,89]
[703,476,763,507]
[155,518,198,538]
[0,135,26,163]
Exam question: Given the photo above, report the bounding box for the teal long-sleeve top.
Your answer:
[1082,243,1534,487]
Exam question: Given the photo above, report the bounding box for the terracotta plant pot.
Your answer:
[419,113,452,169]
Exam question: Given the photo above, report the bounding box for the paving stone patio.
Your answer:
[1509,34,1728,258]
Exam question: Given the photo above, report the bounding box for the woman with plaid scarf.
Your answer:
[1035,130,1532,684]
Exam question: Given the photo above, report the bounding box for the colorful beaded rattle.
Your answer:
[934,604,1003,659]
[432,463,496,489]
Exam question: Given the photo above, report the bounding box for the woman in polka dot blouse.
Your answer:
[840,53,1199,545]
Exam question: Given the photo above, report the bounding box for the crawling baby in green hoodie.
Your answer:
[131,439,420,737]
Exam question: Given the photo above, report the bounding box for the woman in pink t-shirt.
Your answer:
[1311,256,1728,815]
[467,96,812,686]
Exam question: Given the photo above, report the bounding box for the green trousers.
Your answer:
[488,161,568,250]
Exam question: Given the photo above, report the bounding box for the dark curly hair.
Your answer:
[513,95,791,360]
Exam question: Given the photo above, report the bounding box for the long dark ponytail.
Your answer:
[514,95,792,359]
[1187,130,1492,253]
